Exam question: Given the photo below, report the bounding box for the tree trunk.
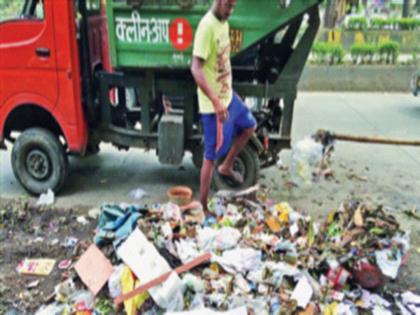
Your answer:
[324,0,338,28]
[403,0,411,17]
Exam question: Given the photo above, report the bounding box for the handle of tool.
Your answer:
[332,133,420,146]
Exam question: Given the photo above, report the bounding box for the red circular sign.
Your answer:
[169,18,193,51]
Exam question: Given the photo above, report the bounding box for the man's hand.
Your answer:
[213,97,229,123]
[212,97,228,152]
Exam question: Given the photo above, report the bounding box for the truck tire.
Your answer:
[11,128,68,195]
[191,145,203,170]
[213,144,260,191]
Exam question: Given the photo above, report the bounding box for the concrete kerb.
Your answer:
[299,65,418,92]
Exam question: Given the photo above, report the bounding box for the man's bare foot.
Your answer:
[217,165,244,185]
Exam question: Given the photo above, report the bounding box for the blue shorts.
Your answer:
[201,93,257,161]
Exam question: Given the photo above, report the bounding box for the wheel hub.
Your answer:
[26,149,51,180]
[233,158,246,178]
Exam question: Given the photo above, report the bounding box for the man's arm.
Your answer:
[190,57,228,122]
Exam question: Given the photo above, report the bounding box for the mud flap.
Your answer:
[158,114,184,165]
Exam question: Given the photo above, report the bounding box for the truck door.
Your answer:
[0,0,58,109]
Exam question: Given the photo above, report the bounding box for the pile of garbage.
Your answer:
[31,185,419,315]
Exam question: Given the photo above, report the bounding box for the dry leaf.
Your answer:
[354,206,364,227]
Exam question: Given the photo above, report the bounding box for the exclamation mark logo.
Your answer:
[177,22,184,45]
[170,18,193,51]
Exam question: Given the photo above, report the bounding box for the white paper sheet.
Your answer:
[291,276,313,308]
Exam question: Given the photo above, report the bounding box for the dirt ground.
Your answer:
[0,200,95,314]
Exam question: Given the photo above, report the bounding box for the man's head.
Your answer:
[213,0,237,21]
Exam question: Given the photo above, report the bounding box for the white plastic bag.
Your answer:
[290,137,323,183]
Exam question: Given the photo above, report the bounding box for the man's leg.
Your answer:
[200,158,215,212]
[217,127,255,182]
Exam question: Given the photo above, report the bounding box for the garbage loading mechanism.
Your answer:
[90,0,321,179]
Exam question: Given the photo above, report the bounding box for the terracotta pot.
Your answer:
[167,186,193,206]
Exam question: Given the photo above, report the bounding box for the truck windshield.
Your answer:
[0,0,44,22]
[0,0,26,22]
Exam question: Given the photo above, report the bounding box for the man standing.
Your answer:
[191,0,256,211]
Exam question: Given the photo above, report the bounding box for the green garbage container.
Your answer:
[106,0,321,69]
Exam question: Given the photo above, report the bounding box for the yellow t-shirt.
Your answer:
[193,11,233,114]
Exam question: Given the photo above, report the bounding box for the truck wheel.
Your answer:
[191,145,203,170]
[213,144,260,191]
[11,128,68,195]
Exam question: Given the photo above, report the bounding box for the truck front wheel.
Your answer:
[213,144,260,191]
[11,128,68,195]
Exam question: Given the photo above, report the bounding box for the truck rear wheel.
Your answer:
[191,145,203,170]
[11,128,68,195]
[213,144,260,191]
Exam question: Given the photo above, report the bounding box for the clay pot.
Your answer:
[167,186,193,206]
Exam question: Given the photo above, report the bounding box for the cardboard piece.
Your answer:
[74,244,114,296]
[16,258,56,276]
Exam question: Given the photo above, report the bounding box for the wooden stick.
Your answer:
[114,252,211,305]
[333,133,420,146]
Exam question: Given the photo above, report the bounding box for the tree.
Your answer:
[324,0,347,28]
[402,0,411,17]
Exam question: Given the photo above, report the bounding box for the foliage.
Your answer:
[312,42,329,64]
[329,43,346,65]
[398,18,420,30]
[312,39,403,66]
[346,16,420,30]
[348,41,400,65]
[350,43,377,64]
[378,40,400,64]
[312,42,345,65]
[347,17,368,30]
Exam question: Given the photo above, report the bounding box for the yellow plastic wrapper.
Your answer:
[274,202,292,224]
[323,302,338,315]
[266,216,282,233]
[121,266,149,315]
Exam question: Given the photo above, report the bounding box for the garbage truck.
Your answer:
[0,0,322,195]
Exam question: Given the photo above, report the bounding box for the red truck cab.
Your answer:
[0,0,110,194]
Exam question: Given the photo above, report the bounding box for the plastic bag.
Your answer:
[290,137,323,184]
[182,273,205,293]
[108,264,124,299]
[197,227,241,251]
[162,203,182,223]
[213,248,262,274]
[128,188,148,200]
[36,189,55,206]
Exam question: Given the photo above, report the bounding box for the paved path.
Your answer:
[1,92,419,209]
